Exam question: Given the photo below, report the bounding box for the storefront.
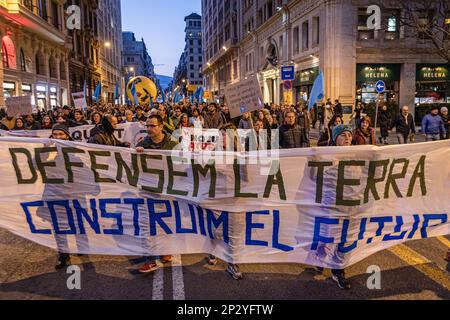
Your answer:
[415,64,450,105]
[36,84,47,111]
[49,86,58,108]
[294,67,319,104]
[21,83,32,97]
[356,64,400,104]
[3,81,16,99]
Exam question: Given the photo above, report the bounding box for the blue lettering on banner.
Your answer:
[20,201,51,235]
[99,198,123,235]
[246,210,270,247]
[18,199,448,255]
[48,200,77,235]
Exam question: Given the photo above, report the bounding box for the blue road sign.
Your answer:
[281,66,295,81]
[375,80,386,93]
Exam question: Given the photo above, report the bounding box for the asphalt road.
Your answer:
[0,130,448,301]
[0,228,449,300]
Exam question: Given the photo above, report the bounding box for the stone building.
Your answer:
[122,31,155,84]
[97,0,123,103]
[64,0,101,106]
[1,0,70,110]
[173,13,204,96]
[203,0,450,114]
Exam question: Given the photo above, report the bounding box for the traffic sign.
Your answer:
[283,81,292,91]
[375,80,386,93]
[281,66,295,81]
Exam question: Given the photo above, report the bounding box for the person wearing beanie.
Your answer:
[421,106,446,142]
[315,124,354,290]
[332,124,354,146]
[51,124,72,141]
[440,107,449,140]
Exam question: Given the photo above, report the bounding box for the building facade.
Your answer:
[97,0,123,103]
[122,31,155,84]
[1,0,70,110]
[173,13,204,97]
[202,0,450,114]
[202,0,241,102]
[64,0,101,106]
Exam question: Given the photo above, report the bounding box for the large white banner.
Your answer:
[0,122,147,148]
[0,137,448,269]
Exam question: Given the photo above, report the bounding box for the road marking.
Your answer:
[389,244,450,291]
[152,261,164,301]
[171,255,186,301]
[436,236,450,248]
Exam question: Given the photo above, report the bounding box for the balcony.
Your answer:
[1,0,66,45]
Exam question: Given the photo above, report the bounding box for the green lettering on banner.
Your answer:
[9,148,38,184]
[88,151,116,184]
[364,160,390,204]
[192,161,217,198]
[62,147,85,183]
[308,161,333,204]
[384,159,409,199]
[167,156,189,196]
[336,161,366,206]
[35,147,64,184]
[234,159,257,198]
[407,156,427,197]
[140,154,164,194]
[115,152,139,187]
[263,161,287,200]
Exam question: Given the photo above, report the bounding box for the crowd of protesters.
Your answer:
[0,98,449,289]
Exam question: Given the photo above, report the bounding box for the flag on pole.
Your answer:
[308,71,324,111]
[93,81,101,102]
[193,87,200,101]
[149,95,155,109]
[131,81,139,106]
[114,83,119,102]
[83,80,87,99]
[198,87,204,103]
[161,92,166,104]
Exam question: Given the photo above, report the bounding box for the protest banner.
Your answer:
[224,77,264,118]
[72,91,88,110]
[5,95,35,115]
[0,122,147,147]
[0,137,448,269]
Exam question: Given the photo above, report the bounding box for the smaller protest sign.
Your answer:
[72,91,88,110]
[224,77,264,118]
[5,96,34,116]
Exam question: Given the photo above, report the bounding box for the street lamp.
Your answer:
[105,41,111,48]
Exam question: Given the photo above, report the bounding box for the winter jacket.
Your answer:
[391,114,416,136]
[353,128,377,146]
[136,134,178,150]
[279,124,307,149]
[421,114,446,135]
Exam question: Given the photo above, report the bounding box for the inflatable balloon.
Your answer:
[126,76,158,106]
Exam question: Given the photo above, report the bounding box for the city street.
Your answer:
[0,228,449,300]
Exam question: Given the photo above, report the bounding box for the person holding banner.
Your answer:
[315,124,354,290]
[136,115,178,273]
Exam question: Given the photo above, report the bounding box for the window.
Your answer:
[302,21,309,51]
[20,49,26,72]
[313,17,320,45]
[358,7,375,40]
[293,27,299,54]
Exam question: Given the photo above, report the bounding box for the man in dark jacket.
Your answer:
[135,115,178,274]
[390,106,416,144]
[279,111,308,149]
[88,115,130,147]
[69,110,89,127]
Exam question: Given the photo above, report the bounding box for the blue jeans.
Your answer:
[426,134,440,142]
